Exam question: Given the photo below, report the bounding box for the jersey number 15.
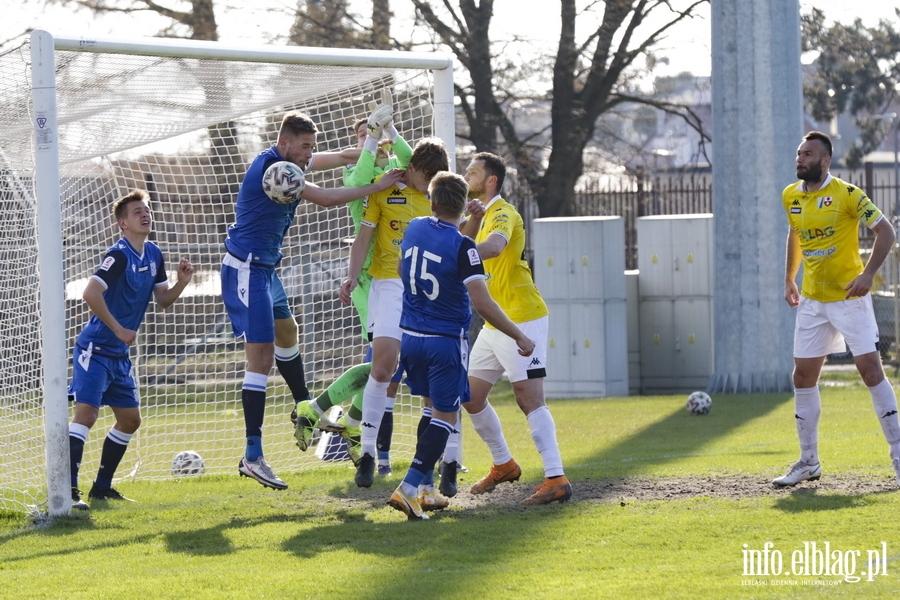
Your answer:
[405,245,441,300]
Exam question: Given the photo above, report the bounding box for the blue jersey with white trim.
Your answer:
[400,216,485,337]
[75,238,168,357]
[224,146,302,266]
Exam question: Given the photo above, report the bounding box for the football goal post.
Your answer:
[0,31,453,517]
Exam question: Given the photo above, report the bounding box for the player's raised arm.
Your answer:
[302,169,403,208]
[155,256,195,309]
[307,147,362,171]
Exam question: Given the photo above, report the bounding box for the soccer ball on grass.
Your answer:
[171,450,205,477]
[686,391,712,415]
[262,161,306,204]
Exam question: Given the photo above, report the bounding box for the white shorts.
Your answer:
[469,316,548,384]
[367,278,403,341]
[793,295,879,358]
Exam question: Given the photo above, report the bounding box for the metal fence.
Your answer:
[509,167,900,362]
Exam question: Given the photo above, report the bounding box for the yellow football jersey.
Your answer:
[782,175,883,302]
[360,181,430,280]
[476,197,549,325]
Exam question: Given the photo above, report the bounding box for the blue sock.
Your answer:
[69,423,90,488]
[242,372,267,461]
[402,419,452,491]
[246,435,263,462]
[94,428,133,489]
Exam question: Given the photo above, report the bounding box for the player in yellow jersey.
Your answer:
[339,137,449,488]
[457,152,572,505]
[292,108,413,476]
[776,130,900,488]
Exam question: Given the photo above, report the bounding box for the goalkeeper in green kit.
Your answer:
[291,93,410,473]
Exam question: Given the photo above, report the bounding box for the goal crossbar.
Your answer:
[24,30,455,517]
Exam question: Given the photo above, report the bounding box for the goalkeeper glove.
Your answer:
[366,89,394,139]
[367,104,393,139]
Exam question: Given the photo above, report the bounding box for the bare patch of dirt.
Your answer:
[444,473,899,510]
[324,472,898,516]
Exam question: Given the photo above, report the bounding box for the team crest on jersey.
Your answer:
[817,196,833,208]
[100,256,116,271]
[150,262,157,277]
[467,248,481,266]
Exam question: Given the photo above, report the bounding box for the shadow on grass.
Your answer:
[572,392,794,487]
[772,487,897,513]
[281,391,798,598]
[163,514,299,556]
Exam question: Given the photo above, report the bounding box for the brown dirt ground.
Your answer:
[335,472,899,515]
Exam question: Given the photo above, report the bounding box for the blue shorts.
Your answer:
[221,254,292,343]
[67,343,139,409]
[400,333,470,413]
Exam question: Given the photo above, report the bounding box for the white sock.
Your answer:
[361,375,389,457]
[527,405,564,478]
[794,386,821,465]
[869,378,900,459]
[469,403,512,465]
[443,421,461,465]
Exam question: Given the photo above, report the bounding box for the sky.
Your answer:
[2,0,899,78]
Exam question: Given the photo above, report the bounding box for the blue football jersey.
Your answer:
[224,146,303,266]
[399,216,485,337]
[75,238,168,356]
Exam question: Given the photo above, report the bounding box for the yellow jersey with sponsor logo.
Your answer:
[360,180,430,280]
[476,197,549,325]
[782,174,883,302]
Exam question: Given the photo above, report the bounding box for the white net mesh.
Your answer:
[0,37,437,513]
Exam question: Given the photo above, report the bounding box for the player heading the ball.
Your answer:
[221,111,402,491]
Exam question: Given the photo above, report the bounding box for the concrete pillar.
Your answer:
[708,0,802,393]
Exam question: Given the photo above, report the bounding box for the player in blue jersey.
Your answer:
[67,189,194,510]
[222,111,402,491]
[387,172,534,520]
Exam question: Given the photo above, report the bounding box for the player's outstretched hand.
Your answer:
[177,256,195,285]
[366,90,394,139]
[339,278,357,306]
[515,335,536,357]
[466,199,485,219]
[375,169,404,190]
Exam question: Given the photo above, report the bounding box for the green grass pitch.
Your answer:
[1,377,899,598]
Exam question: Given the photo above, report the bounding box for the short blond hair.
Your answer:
[429,172,468,219]
[113,189,150,222]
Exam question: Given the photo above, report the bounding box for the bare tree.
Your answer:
[411,0,708,217]
[802,7,900,169]
[289,0,393,50]
[48,0,241,195]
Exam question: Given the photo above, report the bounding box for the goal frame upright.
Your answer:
[29,30,455,517]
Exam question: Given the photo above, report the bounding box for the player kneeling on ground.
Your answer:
[387,172,534,520]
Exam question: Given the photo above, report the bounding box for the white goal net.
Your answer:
[0,33,453,516]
